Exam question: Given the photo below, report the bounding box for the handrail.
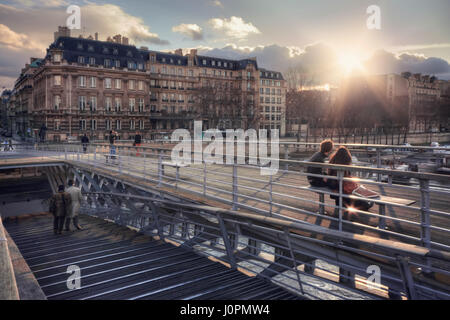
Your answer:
[86,191,450,261]
[0,217,20,300]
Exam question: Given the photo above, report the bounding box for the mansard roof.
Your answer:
[49,36,147,68]
[259,68,284,80]
[47,36,282,75]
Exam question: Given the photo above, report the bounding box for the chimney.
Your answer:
[113,34,122,44]
[95,32,98,41]
[175,48,183,56]
[190,49,197,56]
[122,37,129,45]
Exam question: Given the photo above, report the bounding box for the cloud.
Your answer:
[363,50,450,76]
[80,4,169,45]
[172,23,204,41]
[0,24,45,52]
[11,0,68,8]
[210,0,224,8]
[0,2,170,88]
[198,43,340,84]
[197,43,450,84]
[208,16,260,39]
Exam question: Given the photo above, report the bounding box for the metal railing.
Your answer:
[81,192,450,300]
[27,142,450,254]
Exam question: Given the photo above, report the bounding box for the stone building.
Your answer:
[14,29,287,142]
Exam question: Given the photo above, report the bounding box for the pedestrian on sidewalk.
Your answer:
[81,134,89,154]
[65,180,84,231]
[49,185,72,235]
[134,131,142,156]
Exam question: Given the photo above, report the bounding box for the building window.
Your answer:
[115,60,120,68]
[53,53,61,63]
[129,98,135,112]
[87,45,94,52]
[114,98,121,112]
[55,120,60,131]
[139,120,144,130]
[79,76,86,87]
[90,77,96,88]
[105,120,111,130]
[104,59,111,68]
[130,120,135,130]
[115,119,121,130]
[138,80,144,91]
[91,119,97,130]
[78,56,85,64]
[54,95,61,110]
[212,60,215,66]
[89,57,95,65]
[105,97,112,111]
[113,48,118,55]
[138,98,144,112]
[105,78,112,89]
[115,79,121,89]
[80,120,86,130]
[89,97,97,111]
[128,80,135,90]
[79,96,86,111]
[188,70,193,77]
[54,75,61,86]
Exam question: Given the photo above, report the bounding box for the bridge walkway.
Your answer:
[4,213,301,300]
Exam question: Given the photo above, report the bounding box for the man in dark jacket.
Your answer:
[49,185,72,235]
[307,140,334,187]
[134,131,142,156]
[81,134,89,153]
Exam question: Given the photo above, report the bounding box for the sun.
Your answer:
[338,52,365,75]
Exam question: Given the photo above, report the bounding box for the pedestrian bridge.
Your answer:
[1,142,449,300]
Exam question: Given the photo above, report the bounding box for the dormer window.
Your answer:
[178,60,181,65]
[170,58,174,63]
[53,53,61,63]
[115,60,120,68]
[113,48,118,55]
[77,43,83,50]
[87,45,94,52]
[218,61,221,67]
[89,57,95,65]
[127,50,133,57]
[212,60,215,66]
[162,58,166,63]
[78,56,85,64]
[224,62,227,68]
[104,59,111,68]
[102,47,109,54]
[203,59,206,65]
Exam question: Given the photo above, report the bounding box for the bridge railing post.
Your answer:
[203,161,207,196]
[232,164,238,211]
[419,179,431,272]
[158,151,163,186]
[337,170,344,231]
[217,213,237,269]
[269,174,273,216]
[376,148,381,182]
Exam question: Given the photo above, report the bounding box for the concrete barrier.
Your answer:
[0,217,19,300]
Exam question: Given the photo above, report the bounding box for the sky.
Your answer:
[1,0,450,89]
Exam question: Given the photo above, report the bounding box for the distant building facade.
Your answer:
[9,27,287,142]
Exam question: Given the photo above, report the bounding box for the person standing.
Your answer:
[65,180,84,231]
[49,185,72,235]
[81,134,89,154]
[134,131,142,156]
[108,130,117,164]
[307,140,334,187]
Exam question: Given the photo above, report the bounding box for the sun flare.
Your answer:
[338,52,365,75]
